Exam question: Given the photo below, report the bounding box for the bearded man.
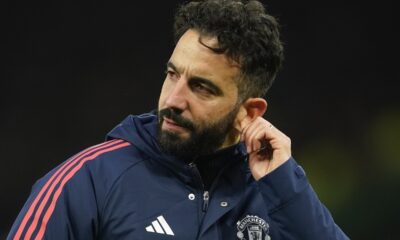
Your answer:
[8,0,348,239]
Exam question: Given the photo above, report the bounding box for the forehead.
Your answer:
[169,30,241,93]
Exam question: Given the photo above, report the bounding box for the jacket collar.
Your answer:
[106,111,250,189]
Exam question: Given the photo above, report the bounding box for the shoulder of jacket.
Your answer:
[37,139,144,196]
[82,139,146,184]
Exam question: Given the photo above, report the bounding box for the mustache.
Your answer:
[158,108,195,131]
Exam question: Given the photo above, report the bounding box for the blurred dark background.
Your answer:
[2,0,399,239]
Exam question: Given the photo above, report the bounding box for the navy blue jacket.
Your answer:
[8,112,349,239]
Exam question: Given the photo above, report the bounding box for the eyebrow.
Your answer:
[166,61,179,72]
[166,61,223,96]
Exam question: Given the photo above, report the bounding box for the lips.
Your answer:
[162,117,187,132]
[164,117,180,126]
[158,108,195,131]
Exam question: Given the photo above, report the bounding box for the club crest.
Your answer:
[236,215,271,240]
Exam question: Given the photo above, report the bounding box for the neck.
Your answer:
[195,139,242,190]
[219,129,241,150]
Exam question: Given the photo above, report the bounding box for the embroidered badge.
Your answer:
[236,215,271,240]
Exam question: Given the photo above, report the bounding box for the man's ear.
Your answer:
[234,98,268,132]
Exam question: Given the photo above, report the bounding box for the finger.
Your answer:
[245,119,275,142]
[256,119,288,142]
[240,120,253,141]
[248,124,268,152]
[242,119,265,152]
[252,131,274,158]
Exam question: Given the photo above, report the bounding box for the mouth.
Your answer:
[162,117,188,132]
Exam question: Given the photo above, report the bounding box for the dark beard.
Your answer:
[157,107,239,159]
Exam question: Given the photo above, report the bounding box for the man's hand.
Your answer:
[241,117,292,181]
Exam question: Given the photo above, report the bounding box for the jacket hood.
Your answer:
[106,111,165,159]
[107,111,250,167]
[106,111,250,189]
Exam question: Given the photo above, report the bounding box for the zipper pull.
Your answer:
[203,191,209,212]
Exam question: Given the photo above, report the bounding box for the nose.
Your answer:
[164,78,189,111]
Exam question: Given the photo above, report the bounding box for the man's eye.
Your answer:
[165,70,178,80]
[192,83,213,95]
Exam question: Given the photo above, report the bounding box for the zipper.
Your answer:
[188,162,204,189]
[188,162,210,213]
[202,191,209,212]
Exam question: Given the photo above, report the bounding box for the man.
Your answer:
[8,0,349,239]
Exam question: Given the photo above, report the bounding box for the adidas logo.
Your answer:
[145,215,175,236]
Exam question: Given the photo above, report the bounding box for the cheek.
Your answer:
[158,79,170,108]
[195,102,231,125]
